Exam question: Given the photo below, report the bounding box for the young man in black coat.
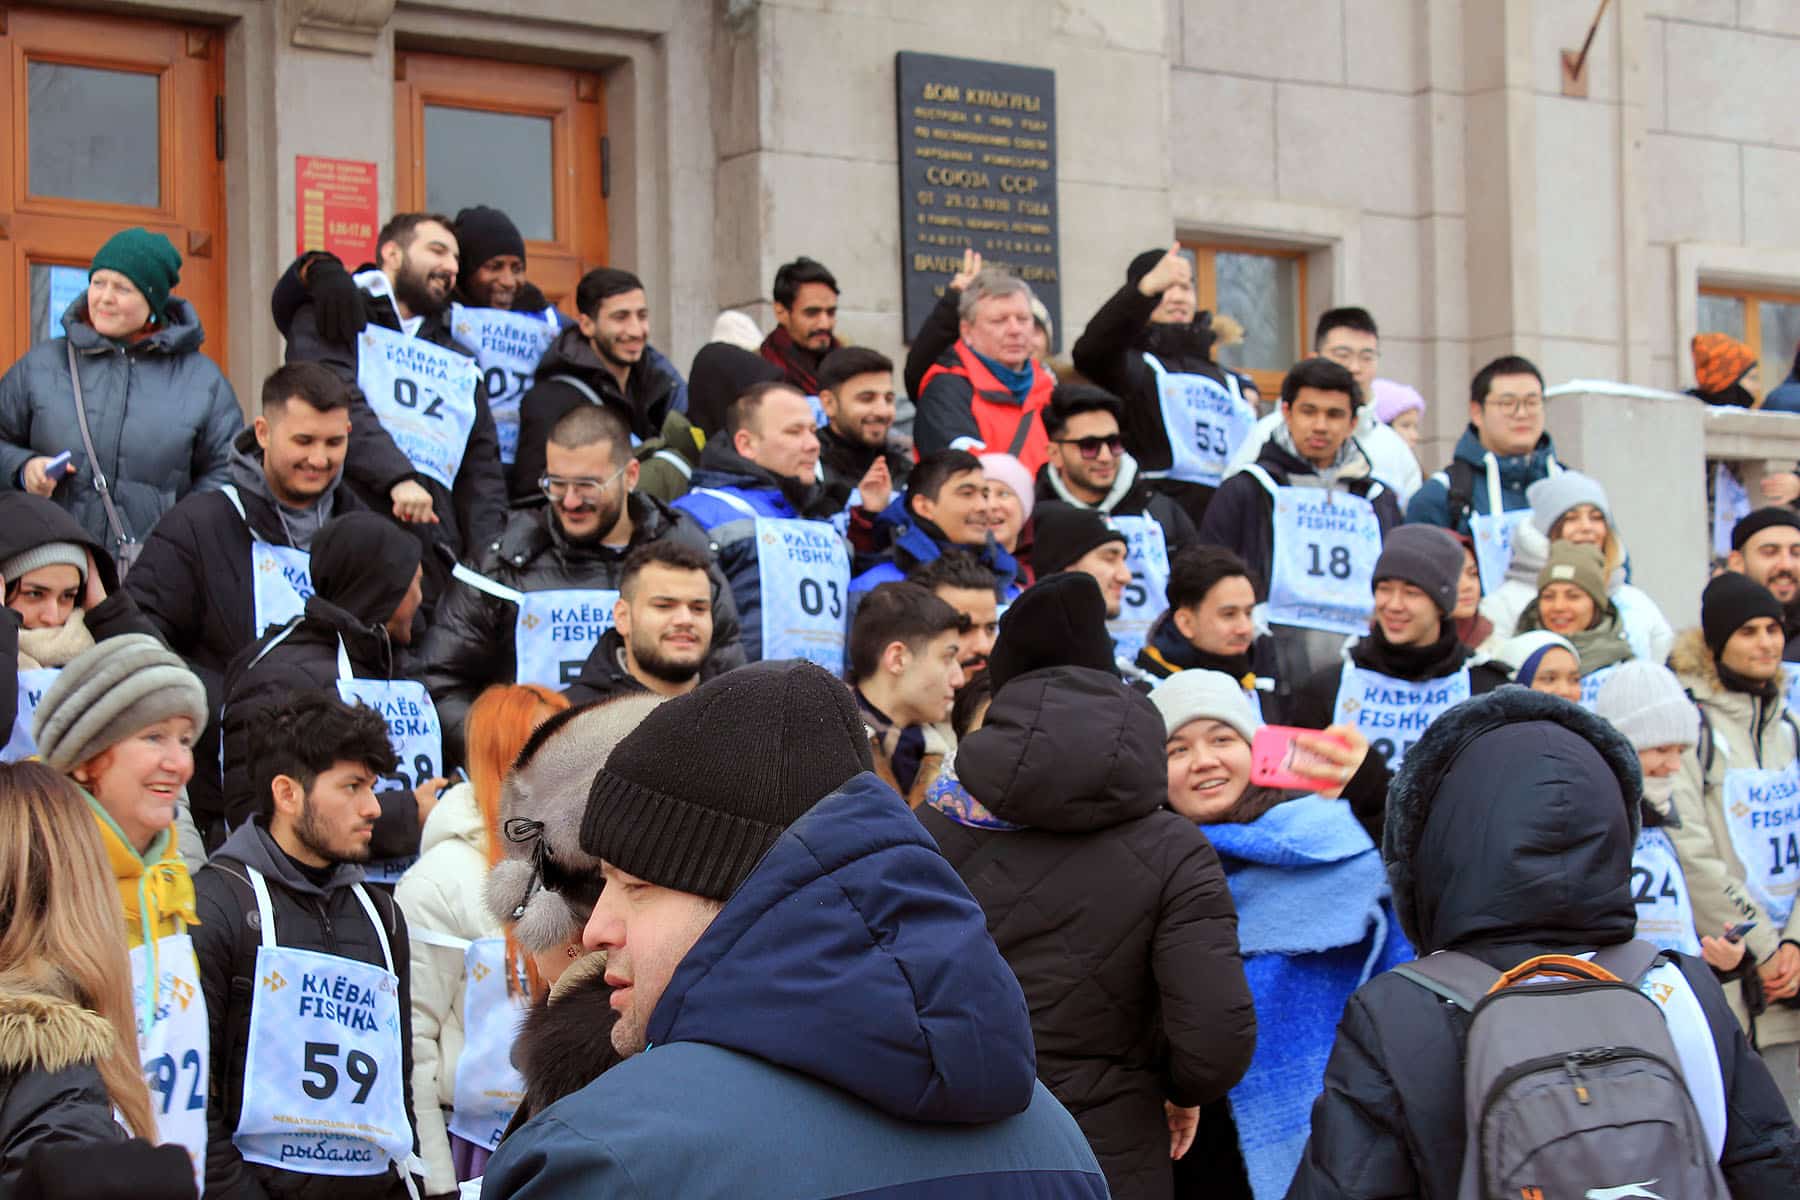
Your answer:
[1286,688,1800,1199]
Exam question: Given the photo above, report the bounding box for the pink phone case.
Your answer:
[1250,725,1346,791]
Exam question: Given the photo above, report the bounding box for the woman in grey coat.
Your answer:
[0,228,241,564]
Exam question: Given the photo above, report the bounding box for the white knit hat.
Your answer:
[1148,670,1258,745]
[1490,630,1579,680]
[1528,471,1612,537]
[1593,661,1699,752]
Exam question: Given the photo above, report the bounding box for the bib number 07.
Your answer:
[302,1041,379,1104]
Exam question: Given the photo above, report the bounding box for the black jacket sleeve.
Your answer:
[1196,474,1273,596]
[125,513,210,663]
[903,288,964,403]
[1071,283,1158,403]
[193,870,271,1200]
[1678,955,1800,1194]
[0,610,16,739]
[451,382,508,558]
[1283,989,1422,1200]
[419,577,512,769]
[84,588,161,643]
[912,371,980,457]
[284,303,418,504]
[1152,493,1199,557]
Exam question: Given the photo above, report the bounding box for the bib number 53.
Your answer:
[302,1041,379,1104]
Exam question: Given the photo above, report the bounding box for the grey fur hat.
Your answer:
[31,634,208,772]
[1381,686,1642,947]
[484,694,663,952]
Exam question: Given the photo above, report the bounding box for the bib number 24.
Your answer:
[302,1041,379,1104]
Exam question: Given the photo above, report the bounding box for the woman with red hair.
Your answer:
[394,683,568,1194]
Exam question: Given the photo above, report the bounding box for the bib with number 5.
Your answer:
[234,867,414,1176]
[1722,758,1800,926]
[1106,513,1170,663]
[1245,466,1383,636]
[357,324,481,491]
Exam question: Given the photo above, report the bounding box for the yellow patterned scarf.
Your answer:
[84,794,199,949]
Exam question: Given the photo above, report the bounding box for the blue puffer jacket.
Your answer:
[0,297,240,550]
[1404,426,1561,533]
[481,772,1106,1199]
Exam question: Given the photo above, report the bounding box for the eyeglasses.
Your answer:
[1325,347,1380,366]
[1487,394,1544,417]
[1052,434,1123,459]
[539,463,630,502]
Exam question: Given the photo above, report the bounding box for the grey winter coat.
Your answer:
[0,298,241,552]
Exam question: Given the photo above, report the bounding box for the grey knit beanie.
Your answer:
[0,542,86,590]
[32,634,208,772]
[1592,661,1699,752]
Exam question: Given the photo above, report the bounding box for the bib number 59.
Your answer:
[302,1041,379,1104]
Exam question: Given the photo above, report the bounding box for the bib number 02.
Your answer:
[302,1041,379,1104]
[1306,543,1353,580]
[393,378,446,420]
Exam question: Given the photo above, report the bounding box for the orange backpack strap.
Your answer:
[1487,954,1622,994]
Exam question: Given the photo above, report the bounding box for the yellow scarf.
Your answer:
[85,795,199,948]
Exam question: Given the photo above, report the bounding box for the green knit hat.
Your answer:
[90,228,182,322]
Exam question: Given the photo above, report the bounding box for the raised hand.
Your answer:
[1136,243,1192,298]
[949,248,983,292]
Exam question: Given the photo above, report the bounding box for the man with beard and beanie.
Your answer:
[674,381,852,669]
[1199,357,1403,690]
[915,573,1257,1200]
[1729,507,1800,674]
[848,582,965,808]
[194,690,428,1200]
[482,660,1105,1199]
[563,541,715,705]
[1669,573,1800,1118]
[1135,545,1284,718]
[220,512,434,883]
[1034,383,1196,659]
[283,211,508,606]
[908,553,1002,682]
[128,362,365,846]
[816,345,912,505]
[1070,245,1257,525]
[760,256,844,394]
[850,449,1021,605]
[1286,688,1800,1199]
[1290,524,1498,843]
[509,268,678,501]
[427,403,740,763]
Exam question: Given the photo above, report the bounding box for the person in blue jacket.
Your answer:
[481,660,1107,1199]
[850,449,1021,603]
[1404,354,1564,535]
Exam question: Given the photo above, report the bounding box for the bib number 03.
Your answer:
[798,578,844,619]
[302,1041,379,1104]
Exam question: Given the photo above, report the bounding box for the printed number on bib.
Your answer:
[798,578,844,620]
[1632,865,1680,907]
[302,1041,379,1103]
[1306,543,1353,580]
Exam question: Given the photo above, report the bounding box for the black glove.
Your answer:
[306,254,368,350]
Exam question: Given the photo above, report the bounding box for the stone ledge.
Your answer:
[289,0,395,56]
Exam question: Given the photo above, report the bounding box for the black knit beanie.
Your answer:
[1126,248,1165,289]
[987,571,1118,691]
[1702,572,1784,658]
[1030,501,1127,578]
[580,660,873,900]
[1731,506,1800,552]
[453,206,527,291]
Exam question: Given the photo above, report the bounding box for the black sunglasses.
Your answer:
[1052,434,1123,459]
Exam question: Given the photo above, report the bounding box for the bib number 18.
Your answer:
[1306,543,1352,580]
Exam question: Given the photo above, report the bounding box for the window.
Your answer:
[1178,242,1307,401]
[1698,284,1800,400]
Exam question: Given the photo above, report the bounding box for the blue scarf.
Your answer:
[921,753,1021,830]
[1202,796,1414,1199]
[971,347,1035,407]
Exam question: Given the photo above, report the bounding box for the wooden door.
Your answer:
[0,6,227,372]
[394,51,608,311]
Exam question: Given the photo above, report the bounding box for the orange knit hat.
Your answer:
[1691,332,1756,394]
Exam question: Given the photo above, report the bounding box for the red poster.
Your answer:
[295,156,379,267]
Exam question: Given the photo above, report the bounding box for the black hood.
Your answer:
[0,492,118,594]
[686,342,782,439]
[308,512,422,624]
[958,665,1167,833]
[1383,687,1643,956]
[534,325,672,439]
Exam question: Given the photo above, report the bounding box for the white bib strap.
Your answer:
[351,883,396,974]
[245,620,304,672]
[409,927,473,953]
[550,373,605,408]
[451,562,525,605]
[221,483,248,522]
[691,486,761,519]
[335,636,354,681]
[1241,463,1280,501]
[652,448,693,480]
[247,866,279,950]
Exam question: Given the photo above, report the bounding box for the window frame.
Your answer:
[1178,239,1309,401]
[1698,282,1800,399]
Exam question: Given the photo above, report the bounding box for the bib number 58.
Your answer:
[302,1041,379,1104]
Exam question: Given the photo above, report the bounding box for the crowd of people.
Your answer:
[0,207,1798,1199]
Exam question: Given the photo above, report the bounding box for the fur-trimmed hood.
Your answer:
[1382,687,1642,954]
[0,989,116,1075]
[1669,626,1723,695]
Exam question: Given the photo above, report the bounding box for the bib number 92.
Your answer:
[302,1041,379,1104]
[146,1048,205,1114]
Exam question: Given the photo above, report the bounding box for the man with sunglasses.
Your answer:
[421,402,741,765]
[1036,383,1196,662]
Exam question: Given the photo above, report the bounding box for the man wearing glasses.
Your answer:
[421,402,741,765]
[1404,355,1565,595]
[1035,383,1195,662]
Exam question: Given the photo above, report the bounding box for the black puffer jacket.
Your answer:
[917,665,1256,1200]
[507,325,675,499]
[561,628,652,708]
[193,821,418,1200]
[218,512,423,856]
[420,496,742,764]
[0,989,132,1193]
[817,424,913,499]
[1286,688,1800,1199]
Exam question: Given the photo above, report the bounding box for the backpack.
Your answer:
[1394,939,1728,1200]
[1443,458,1479,534]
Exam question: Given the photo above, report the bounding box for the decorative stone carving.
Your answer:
[289,0,395,56]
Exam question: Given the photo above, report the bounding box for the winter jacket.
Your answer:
[0,297,241,552]
[1226,408,1422,506]
[917,666,1257,1200]
[560,628,652,707]
[914,341,1055,474]
[1669,628,1800,1048]
[1033,453,1198,552]
[1289,625,1496,844]
[127,430,365,834]
[421,497,741,762]
[482,772,1107,1199]
[501,952,621,1137]
[847,514,1021,604]
[0,492,158,661]
[192,821,418,1200]
[507,325,675,499]
[1480,523,1675,663]
[632,408,702,504]
[1134,612,1287,719]
[1285,687,1800,1200]
[284,286,508,574]
[671,440,848,663]
[0,988,132,1192]
[1404,425,1562,533]
[817,423,913,500]
[392,783,501,1196]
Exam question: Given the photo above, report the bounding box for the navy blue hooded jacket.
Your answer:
[481,772,1105,1199]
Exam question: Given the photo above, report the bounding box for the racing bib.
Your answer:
[447,938,528,1151]
[3,667,58,762]
[450,303,559,465]
[1470,507,1529,596]
[134,931,208,1193]
[222,486,315,636]
[1248,467,1383,636]
[332,638,442,887]
[1107,513,1170,663]
[1333,663,1471,772]
[515,587,619,689]
[1578,662,1621,712]
[357,324,481,491]
[693,488,850,671]
[1631,827,1702,957]
[1722,758,1800,927]
[1144,353,1256,488]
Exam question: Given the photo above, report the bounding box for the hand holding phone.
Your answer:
[1251,725,1361,793]
[43,450,72,477]
[1725,920,1757,943]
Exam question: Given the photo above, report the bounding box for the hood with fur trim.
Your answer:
[1382,687,1641,954]
[1669,626,1723,695]
[0,988,116,1075]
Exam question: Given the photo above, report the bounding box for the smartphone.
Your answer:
[1250,725,1349,791]
[43,450,71,477]
[1725,920,1757,943]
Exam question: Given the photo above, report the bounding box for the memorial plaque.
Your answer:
[897,52,1059,348]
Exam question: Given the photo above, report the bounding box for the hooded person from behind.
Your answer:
[917,572,1256,1200]
[1284,688,1800,1199]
